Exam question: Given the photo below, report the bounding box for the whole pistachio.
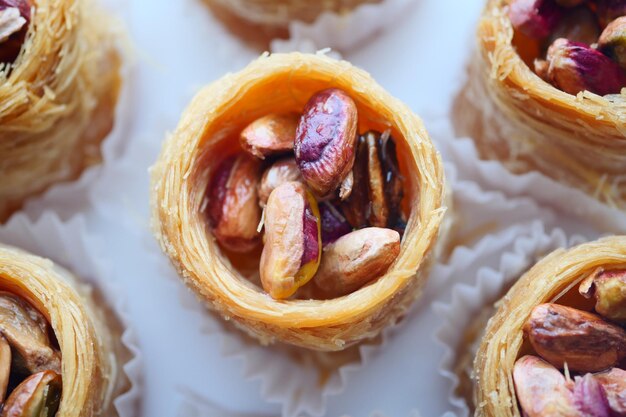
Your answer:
[206,153,262,253]
[549,6,600,45]
[319,201,352,246]
[258,158,302,207]
[572,374,611,417]
[594,368,626,415]
[0,292,61,375]
[0,0,30,64]
[1,370,61,417]
[0,335,9,403]
[598,16,626,70]
[524,303,626,372]
[508,0,563,39]
[314,227,400,296]
[546,38,626,95]
[260,181,321,299]
[239,114,299,160]
[579,268,626,323]
[513,355,579,417]
[294,88,358,197]
[597,0,626,28]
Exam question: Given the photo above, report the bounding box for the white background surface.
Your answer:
[19,0,574,416]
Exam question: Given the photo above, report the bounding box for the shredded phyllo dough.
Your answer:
[454,0,626,209]
[0,0,121,221]
[0,244,130,416]
[151,52,447,352]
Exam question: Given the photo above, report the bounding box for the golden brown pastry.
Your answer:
[0,243,130,416]
[474,236,626,417]
[0,0,122,222]
[151,52,447,351]
[205,0,381,47]
[454,0,626,209]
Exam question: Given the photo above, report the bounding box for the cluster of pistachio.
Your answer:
[0,292,62,416]
[509,0,626,95]
[514,268,626,416]
[206,88,406,300]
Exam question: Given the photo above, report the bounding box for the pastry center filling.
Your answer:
[513,266,626,416]
[203,88,408,300]
[0,0,31,65]
[508,0,626,96]
[0,290,62,416]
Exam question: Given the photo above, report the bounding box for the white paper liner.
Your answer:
[433,223,588,417]
[17,0,135,222]
[429,117,626,235]
[0,212,142,417]
[145,158,557,417]
[269,0,414,53]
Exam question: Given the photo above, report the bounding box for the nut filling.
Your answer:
[508,0,626,95]
[0,291,62,416]
[0,0,31,65]
[203,88,407,300]
[513,267,626,417]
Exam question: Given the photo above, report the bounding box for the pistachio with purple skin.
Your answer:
[2,370,62,417]
[314,227,400,296]
[258,157,302,207]
[508,0,563,39]
[319,201,352,246]
[594,368,626,415]
[206,153,262,253]
[580,268,626,323]
[513,355,579,417]
[294,88,358,197]
[524,303,626,372]
[260,181,321,299]
[598,16,626,70]
[572,374,611,417]
[546,38,626,95]
[597,0,626,28]
[549,6,600,45]
[240,113,299,159]
[0,0,31,64]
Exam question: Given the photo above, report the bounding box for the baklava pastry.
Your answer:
[454,0,626,209]
[0,0,122,221]
[205,0,381,47]
[474,236,626,416]
[0,243,129,416]
[151,52,446,351]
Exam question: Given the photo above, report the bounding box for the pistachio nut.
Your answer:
[579,268,626,323]
[513,355,579,417]
[549,6,600,45]
[258,158,302,207]
[319,201,352,246]
[0,292,60,375]
[294,88,358,197]
[206,153,262,253]
[571,373,611,417]
[240,113,299,159]
[546,38,626,95]
[508,0,563,39]
[1,370,61,417]
[260,181,321,299]
[0,1,30,64]
[594,368,626,415]
[524,303,626,372]
[598,16,626,70]
[314,227,400,296]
